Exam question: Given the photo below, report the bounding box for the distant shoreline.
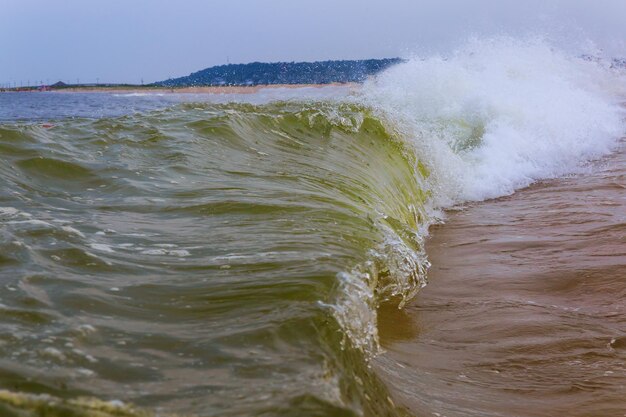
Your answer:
[1,83,357,94]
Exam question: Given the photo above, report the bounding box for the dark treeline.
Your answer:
[154,58,403,87]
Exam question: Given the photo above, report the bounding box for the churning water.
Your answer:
[0,38,624,416]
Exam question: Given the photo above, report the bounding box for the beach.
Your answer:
[0,83,356,95]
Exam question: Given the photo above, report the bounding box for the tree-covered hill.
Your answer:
[154,58,403,87]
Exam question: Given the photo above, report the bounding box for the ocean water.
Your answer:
[0,39,624,417]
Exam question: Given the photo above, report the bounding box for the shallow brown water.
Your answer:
[376,142,626,417]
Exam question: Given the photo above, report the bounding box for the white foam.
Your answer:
[7,219,54,227]
[140,248,190,257]
[363,37,626,205]
[61,225,85,238]
[89,243,115,253]
[0,207,20,217]
[40,347,66,361]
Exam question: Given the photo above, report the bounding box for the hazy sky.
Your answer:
[1,0,625,85]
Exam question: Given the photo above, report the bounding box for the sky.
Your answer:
[1,0,625,85]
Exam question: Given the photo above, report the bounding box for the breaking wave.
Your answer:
[0,37,624,417]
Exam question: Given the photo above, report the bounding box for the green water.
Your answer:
[0,101,430,416]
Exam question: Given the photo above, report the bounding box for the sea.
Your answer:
[0,38,624,417]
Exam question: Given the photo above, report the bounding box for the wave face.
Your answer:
[0,39,624,417]
[0,101,425,417]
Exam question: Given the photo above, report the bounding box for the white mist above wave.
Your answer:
[362,37,626,206]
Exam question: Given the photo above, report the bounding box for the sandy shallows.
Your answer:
[376,140,626,417]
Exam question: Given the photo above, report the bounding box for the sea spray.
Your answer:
[362,37,626,203]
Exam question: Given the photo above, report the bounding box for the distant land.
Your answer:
[2,56,624,92]
[154,58,404,87]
